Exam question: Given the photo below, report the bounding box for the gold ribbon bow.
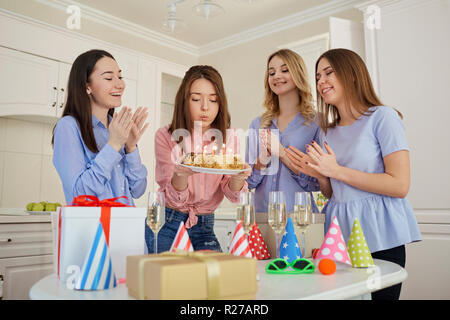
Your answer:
[138,250,222,300]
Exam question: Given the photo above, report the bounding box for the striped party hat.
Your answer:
[170,221,194,252]
[75,222,117,290]
[229,222,253,258]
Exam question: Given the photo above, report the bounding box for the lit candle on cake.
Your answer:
[212,144,217,156]
[222,143,226,166]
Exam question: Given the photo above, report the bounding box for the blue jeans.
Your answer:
[145,207,222,253]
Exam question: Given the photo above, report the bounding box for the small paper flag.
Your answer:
[347,218,374,268]
[248,224,271,260]
[315,216,351,265]
[229,222,252,258]
[75,222,117,290]
[279,218,302,263]
[170,221,194,252]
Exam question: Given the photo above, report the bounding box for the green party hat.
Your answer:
[346,218,374,268]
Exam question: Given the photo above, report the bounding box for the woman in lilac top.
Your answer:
[246,49,321,213]
[286,49,421,300]
[52,50,149,206]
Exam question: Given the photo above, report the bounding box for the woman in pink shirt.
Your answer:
[146,65,251,253]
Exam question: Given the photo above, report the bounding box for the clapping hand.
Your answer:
[261,128,286,158]
[304,141,339,179]
[125,106,150,153]
[108,106,134,152]
[285,145,324,179]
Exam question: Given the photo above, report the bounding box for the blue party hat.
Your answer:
[279,217,302,263]
[75,222,117,290]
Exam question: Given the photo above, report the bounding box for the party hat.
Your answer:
[75,222,117,290]
[248,224,271,260]
[229,222,252,258]
[170,221,194,252]
[279,218,302,263]
[347,218,374,268]
[315,216,351,265]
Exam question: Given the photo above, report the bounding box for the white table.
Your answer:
[29,259,407,300]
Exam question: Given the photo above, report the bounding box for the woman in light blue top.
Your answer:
[286,48,421,300]
[246,49,320,213]
[52,49,149,205]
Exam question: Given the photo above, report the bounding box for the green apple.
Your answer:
[45,203,57,211]
[26,202,35,211]
[32,203,45,211]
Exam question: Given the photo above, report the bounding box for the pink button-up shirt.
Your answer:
[155,125,248,228]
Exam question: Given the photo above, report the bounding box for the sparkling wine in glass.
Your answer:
[147,192,165,254]
[294,192,312,257]
[294,192,312,227]
[236,191,255,235]
[268,191,287,258]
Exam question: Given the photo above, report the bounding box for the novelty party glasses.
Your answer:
[265,258,315,274]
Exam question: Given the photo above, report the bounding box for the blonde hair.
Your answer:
[260,49,316,128]
[315,48,402,133]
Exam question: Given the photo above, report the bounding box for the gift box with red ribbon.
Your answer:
[56,195,146,284]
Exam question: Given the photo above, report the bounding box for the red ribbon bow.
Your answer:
[71,195,130,207]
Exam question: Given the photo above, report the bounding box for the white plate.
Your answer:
[179,163,250,175]
[26,210,53,215]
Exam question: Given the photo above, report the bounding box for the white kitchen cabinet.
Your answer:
[56,61,71,118]
[0,46,71,118]
[214,213,236,252]
[0,214,53,300]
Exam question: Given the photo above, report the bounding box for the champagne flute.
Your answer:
[147,192,165,254]
[236,191,255,236]
[294,192,312,227]
[268,191,287,258]
[294,192,312,257]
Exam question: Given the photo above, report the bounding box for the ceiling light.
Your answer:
[162,2,187,33]
[193,0,225,19]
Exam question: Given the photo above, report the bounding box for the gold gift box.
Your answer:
[126,251,258,300]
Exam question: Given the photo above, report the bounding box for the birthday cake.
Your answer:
[182,153,245,170]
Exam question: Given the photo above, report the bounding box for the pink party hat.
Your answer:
[315,216,351,265]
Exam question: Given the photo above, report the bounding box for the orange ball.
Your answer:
[318,259,336,275]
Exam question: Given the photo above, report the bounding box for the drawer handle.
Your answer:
[0,238,12,243]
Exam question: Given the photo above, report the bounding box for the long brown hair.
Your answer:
[260,49,316,128]
[169,65,231,140]
[315,48,402,133]
[51,49,115,152]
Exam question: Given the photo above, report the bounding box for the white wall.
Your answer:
[199,9,363,132]
[374,0,450,211]
[0,117,65,207]
[361,0,450,299]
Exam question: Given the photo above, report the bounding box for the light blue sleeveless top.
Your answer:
[319,106,421,253]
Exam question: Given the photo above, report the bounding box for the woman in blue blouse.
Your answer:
[52,49,148,205]
[286,48,421,300]
[246,49,321,213]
